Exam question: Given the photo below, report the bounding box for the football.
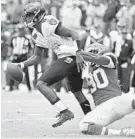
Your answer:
[7,63,24,82]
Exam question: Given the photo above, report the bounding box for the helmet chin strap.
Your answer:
[34,12,46,24]
[27,22,34,28]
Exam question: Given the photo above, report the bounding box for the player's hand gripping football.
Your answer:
[76,50,86,72]
[14,63,25,69]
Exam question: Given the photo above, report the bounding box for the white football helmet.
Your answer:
[22,2,46,28]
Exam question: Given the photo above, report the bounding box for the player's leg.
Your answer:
[103,94,135,136]
[68,65,91,115]
[37,57,77,127]
[79,94,135,136]
[21,54,31,91]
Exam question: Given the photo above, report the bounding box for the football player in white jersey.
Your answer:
[14,2,91,127]
[79,43,135,136]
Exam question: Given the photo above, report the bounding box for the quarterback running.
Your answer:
[79,43,135,136]
[12,2,91,128]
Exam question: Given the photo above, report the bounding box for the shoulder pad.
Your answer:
[43,15,58,25]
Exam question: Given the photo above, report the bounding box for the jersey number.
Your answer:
[87,68,109,94]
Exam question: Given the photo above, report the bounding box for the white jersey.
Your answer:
[32,15,78,58]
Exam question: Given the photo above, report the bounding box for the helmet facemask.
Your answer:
[22,12,36,28]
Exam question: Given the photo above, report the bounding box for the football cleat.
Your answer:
[120,127,135,137]
[52,109,74,128]
[22,2,46,28]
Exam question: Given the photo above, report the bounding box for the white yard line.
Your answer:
[1,114,135,122]
[1,100,75,103]
[1,117,82,122]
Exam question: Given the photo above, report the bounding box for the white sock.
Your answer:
[54,100,67,112]
[108,128,121,136]
[101,127,107,135]
[129,87,135,94]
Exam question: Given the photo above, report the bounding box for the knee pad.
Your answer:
[79,122,104,135]
[37,80,48,89]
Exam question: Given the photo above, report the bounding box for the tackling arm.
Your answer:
[80,51,110,66]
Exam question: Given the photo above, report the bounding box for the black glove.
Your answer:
[14,62,25,69]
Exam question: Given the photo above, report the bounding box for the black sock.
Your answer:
[80,100,91,115]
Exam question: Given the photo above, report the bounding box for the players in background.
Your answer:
[79,42,135,136]
[129,52,135,94]
[129,29,135,94]
[85,24,110,52]
[1,25,12,91]
[8,24,32,91]
[111,21,134,93]
[14,2,91,127]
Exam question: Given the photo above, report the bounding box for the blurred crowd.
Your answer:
[1,0,135,93]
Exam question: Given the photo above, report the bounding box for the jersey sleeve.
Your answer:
[41,15,61,37]
[103,52,118,69]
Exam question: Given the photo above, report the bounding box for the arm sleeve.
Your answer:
[102,53,118,68]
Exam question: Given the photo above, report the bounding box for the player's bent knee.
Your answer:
[37,80,48,89]
[79,122,104,135]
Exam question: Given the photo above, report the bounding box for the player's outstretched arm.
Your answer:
[56,25,80,39]
[80,51,110,66]
[19,46,43,68]
[55,24,87,49]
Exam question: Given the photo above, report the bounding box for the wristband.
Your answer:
[76,49,82,53]
[20,62,25,68]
